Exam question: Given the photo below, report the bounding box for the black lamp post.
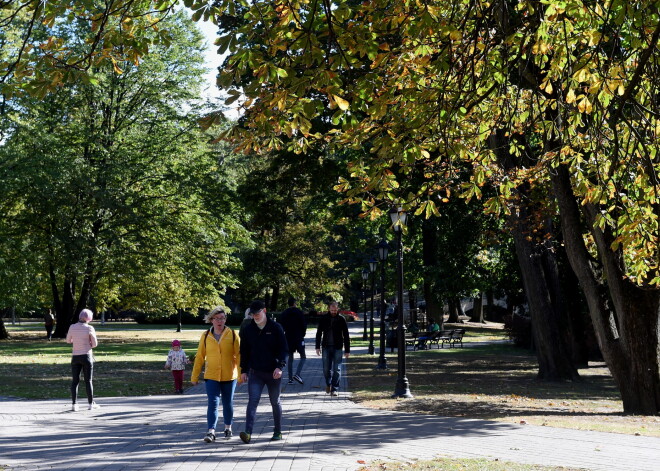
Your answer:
[376,239,389,369]
[390,206,413,398]
[368,257,378,355]
[361,268,369,340]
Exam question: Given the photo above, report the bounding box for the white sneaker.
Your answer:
[88,402,100,410]
[72,404,79,412]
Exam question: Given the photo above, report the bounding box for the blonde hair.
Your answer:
[204,306,227,323]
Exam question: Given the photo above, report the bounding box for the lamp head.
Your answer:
[377,239,389,261]
[368,258,378,273]
[389,206,408,232]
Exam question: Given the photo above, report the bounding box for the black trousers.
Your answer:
[71,353,94,404]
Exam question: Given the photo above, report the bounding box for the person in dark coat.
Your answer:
[278,297,307,385]
[315,301,351,396]
[238,300,288,443]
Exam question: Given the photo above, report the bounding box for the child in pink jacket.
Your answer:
[165,339,189,394]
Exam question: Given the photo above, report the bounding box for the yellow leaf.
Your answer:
[333,95,350,110]
[544,80,553,94]
[565,88,576,104]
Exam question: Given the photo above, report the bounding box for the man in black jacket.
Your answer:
[315,301,351,396]
[279,297,307,385]
[239,300,288,443]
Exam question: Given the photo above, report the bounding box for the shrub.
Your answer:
[503,313,532,349]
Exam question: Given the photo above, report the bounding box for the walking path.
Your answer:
[1,325,659,471]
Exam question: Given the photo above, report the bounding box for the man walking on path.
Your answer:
[279,297,307,385]
[239,300,289,443]
[315,301,350,396]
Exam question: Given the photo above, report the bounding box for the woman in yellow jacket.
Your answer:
[191,306,240,443]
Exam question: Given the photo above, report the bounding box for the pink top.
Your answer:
[66,322,98,355]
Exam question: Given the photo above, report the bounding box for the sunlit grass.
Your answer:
[0,323,226,399]
[348,330,660,437]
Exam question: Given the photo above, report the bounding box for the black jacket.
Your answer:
[240,318,288,373]
[278,307,307,349]
[315,313,350,353]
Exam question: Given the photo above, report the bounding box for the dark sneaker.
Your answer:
[287,379,294,385]
[224,429,232,439]
[293,374,303,384]
[203,432,216,443]
[271,432,283,441]
[325,385,331,394]
[239,432,251,444]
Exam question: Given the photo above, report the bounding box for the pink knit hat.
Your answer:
[172,339,181,347]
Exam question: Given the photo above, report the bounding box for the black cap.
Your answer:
[248,300,266,314]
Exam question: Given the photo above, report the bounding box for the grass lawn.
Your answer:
[348,322,660,438]
[3,320,659,440]
[1,321,212,398]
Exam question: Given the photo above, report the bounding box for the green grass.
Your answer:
[348,325,660,437]
[1,322,216,398]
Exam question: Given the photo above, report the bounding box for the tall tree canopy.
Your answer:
[2,0,659,413]
[208,0,660,414]
[0,11,245,335]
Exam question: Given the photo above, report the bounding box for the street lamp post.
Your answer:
[368,258,378,355]
[390,206,413,398]
[361,268,369,340]
[376,239,389,369]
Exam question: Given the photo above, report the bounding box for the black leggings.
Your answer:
[71,353,94,404]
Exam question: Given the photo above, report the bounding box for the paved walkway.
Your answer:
[1,326,659,471]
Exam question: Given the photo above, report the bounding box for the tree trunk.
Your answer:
[0,316,8,340]
[422,218,444,328]
[52,276,77,339]
[447,297,461,323]
[270,283,280,311]
[508,210,580,381]
[471,293,484,323]
[490,129,579,381]
[551,165,660,414]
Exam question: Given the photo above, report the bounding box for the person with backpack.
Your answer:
[191,306,240,443]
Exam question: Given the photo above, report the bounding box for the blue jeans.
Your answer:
[245,369,282,434]
[71,353,94,404]
[321,347,343,391]
[205,379,237,430]
[287,345,306,380]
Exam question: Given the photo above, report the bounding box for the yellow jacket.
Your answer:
[191,327,241,382]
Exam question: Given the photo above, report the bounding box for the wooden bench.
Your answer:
[405,332,418,350]
[399,329,466,350]
[450,328,465,348]
[410,330,438,350]
[426,329,462,349]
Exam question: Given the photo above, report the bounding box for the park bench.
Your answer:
[405,332,418,350]
[425,329,464,349]
[450,328,466,348]
[430,330,453,348]
[414,330,438,350]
